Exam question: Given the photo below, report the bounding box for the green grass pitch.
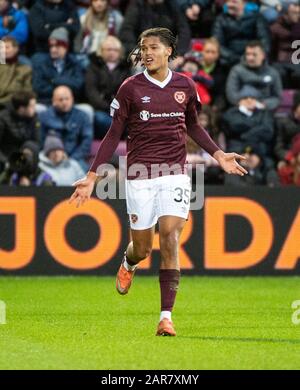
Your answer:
[1,276,300,370]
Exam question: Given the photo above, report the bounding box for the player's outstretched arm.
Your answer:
[213,150,248,176]
[69,171,99,208]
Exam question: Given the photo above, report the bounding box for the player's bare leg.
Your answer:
[156,215,186,336]
[116,226,155,295]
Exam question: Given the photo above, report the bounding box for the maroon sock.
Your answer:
[159,269,180,312]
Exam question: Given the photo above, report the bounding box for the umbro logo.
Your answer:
[141,96,151,103]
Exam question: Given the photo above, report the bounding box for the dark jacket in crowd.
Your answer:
[119,0,191,56]
[0,104,40,167]
[85,53,131,112]
[212,9,271,67]
[29,0,80,52]
[226,58,282,110]
[222,106,274,158]
[32,53,84,105]
[274,115,300,161]
[270,14,300,63]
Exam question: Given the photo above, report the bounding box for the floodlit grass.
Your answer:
[1,276,300,370]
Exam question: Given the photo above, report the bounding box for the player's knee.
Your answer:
[133,243,152,261]
[160,231,179,253]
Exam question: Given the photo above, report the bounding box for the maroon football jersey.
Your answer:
[90,70,220,179]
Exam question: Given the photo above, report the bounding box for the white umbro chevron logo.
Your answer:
[141,96,151,103]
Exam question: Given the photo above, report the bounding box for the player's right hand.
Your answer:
[69,172,98,208]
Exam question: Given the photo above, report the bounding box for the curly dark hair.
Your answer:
[128,27,178,66]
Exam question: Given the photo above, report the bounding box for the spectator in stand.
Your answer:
[278,133,300,186]
[119,0,191,69]
[179,57,213,105]
[32,27,84,106]
[176,0,214,38]
[0,140,54,186]
[200,37,227,111]
[85,35,131,139]
[39,132,85,186]
[274,94,300,168]
[0,0,28,45]
[29,0,80,53]
[223,87,274,156]
[0,91,40,173]
[226,41,282,111]
[75,0,123,56]
[212,0,271,68]
[39,86,93,170]
[0,36,32,108]
[270,0,300,89]
[222,87,278,185]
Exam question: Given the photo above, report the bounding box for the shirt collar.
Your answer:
[143,68,172,88]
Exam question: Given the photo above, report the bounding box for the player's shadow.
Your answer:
[178,336,300,345]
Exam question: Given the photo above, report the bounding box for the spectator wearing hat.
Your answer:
[274,94,300,167]
[270,1,300,89]
[32,27,84,106]
[0,0,28,45]
[39,132,85,186]
[39,85,93,171]
[226,40,282,111]
[186,37,227,111]
[179,57,213,105]
[29,0,80,53]
[278,133,300,186]
[212,0,271,67]
[0,36,32,107]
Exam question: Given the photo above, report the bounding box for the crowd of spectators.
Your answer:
[0,0,299,187]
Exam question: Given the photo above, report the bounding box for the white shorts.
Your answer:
[125,174,191,230]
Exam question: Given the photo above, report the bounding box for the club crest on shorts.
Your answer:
[174,91,186,104]
[130,214,138,224]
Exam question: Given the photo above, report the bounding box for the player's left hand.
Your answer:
[214,151,248,176]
